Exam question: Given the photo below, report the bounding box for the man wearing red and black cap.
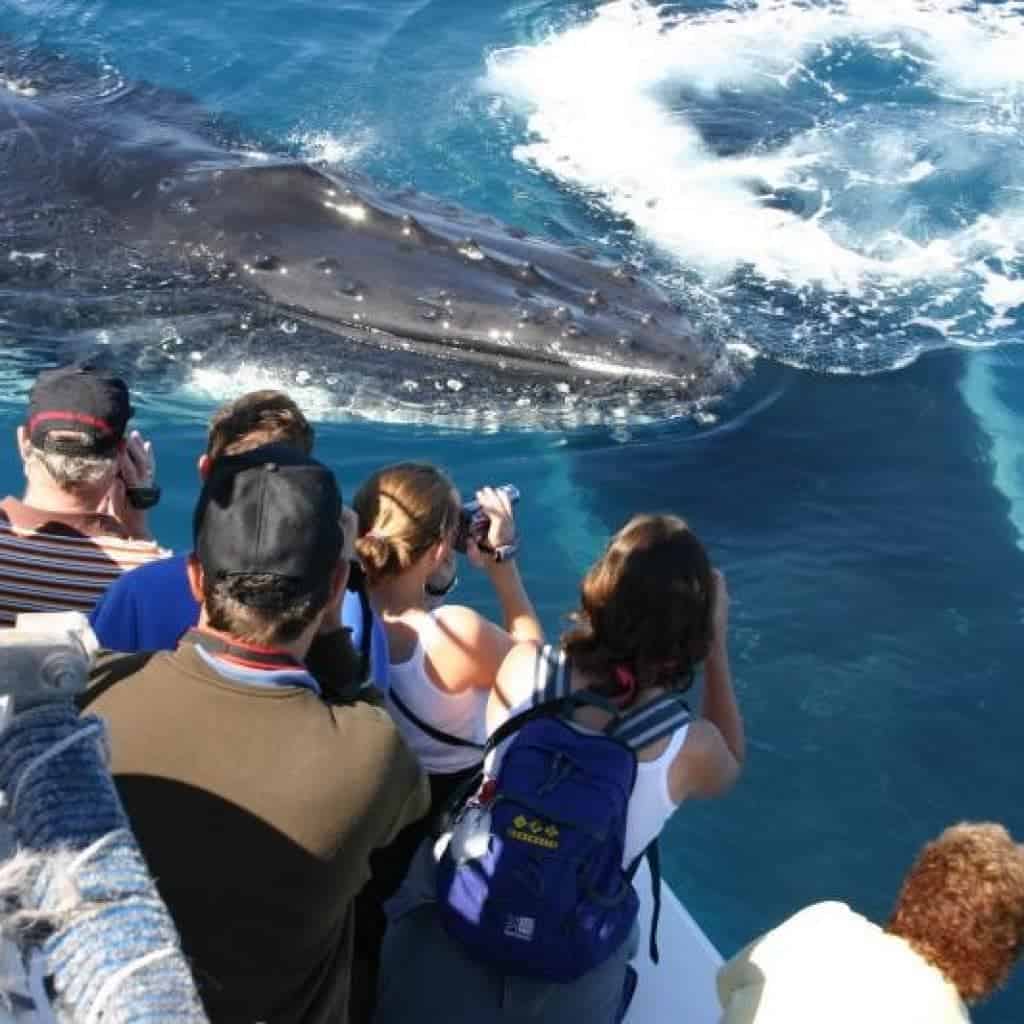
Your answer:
[81,444,429,1024]
[0,365,168,626]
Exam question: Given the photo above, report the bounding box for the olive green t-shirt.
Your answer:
[83,639,429,1024]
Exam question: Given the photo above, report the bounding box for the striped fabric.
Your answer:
[0,498,169,626]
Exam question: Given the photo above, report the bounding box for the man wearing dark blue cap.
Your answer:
[0,365,167,626]
[81,445,429,1024]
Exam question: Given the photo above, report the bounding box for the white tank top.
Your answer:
[385,611,487,774]
[623,725,688,865]
[494,694,689,867]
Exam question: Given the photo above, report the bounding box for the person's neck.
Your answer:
[195,609,317,664]
[371,572,431,620]
[21,474,104,517]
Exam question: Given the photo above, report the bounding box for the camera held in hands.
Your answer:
[0,613,98,715]
[453,485,520,555]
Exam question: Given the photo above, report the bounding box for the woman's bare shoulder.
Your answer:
[669,718,741,802]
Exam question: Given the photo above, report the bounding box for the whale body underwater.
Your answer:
[0,43,723,415]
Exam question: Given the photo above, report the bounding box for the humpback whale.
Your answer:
[1,42,722,416]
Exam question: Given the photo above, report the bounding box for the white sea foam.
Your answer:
[484,0,1024,528]
[485,0,1024,302]
[182,362,682,431]
[288,129,372,167]
[185,365,342,421]
[0,77,38,97]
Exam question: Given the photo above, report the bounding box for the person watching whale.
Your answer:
[80,446,429,1024]
[349,463,543,1011]
[373,513,745,1024]
[89,389,390,688]
[0,365,167,626]
[717,821,1024,1023]
[353,463,543,804]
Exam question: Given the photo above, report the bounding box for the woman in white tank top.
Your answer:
[488,516,745,864]
[351,462,543,907]
[352,463,543,1008]
[354,463,543,782]
[375,513,746,1024]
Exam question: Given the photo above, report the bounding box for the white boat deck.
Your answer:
[628,861,724,1024]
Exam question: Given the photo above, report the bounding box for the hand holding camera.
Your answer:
[457,485,520,568]
[101,430,160,535]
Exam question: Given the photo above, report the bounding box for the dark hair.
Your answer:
[202,573,331,646]
[353,463,461,587]
[206,391,313,462]
[562,514,714,697]
[887,822,1024,1003]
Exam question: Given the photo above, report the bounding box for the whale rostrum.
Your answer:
[0,42,718,401]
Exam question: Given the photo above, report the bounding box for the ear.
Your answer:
[185,553,205,603]
[431,536,452,570]
[197,454,212,480]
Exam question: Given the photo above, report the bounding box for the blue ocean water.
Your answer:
[1,0,1023,1018]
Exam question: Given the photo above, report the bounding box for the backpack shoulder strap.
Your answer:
[609,693,692,752]
[480,645,621,756]
[626,841,664,965]
[531,644,571,706]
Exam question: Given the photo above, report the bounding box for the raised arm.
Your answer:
[671,570,745,801]
[426,486,543,694]
[468,486,543,647]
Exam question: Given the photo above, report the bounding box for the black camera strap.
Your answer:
[388,687,485,752]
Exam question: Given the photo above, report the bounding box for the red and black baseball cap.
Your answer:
[27,366,133,457]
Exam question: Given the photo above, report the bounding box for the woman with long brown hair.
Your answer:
[374,513,745,1024]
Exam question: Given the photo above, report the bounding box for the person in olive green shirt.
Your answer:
[82,445,429,1024]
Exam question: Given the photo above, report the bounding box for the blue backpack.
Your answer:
[435,645,691,983]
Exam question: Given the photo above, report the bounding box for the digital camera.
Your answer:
[0,612,97,717]
[453,484,520,554]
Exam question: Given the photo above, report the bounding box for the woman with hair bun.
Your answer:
[374,513,745,1024]
[354,462,543,790]
[351,463,543,1016]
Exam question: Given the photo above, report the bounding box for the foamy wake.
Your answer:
[485,0,1024,356]
[182,362,701,432]
[287,129,373,167]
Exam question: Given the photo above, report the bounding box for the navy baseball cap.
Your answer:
[194,444,343,598]
[27,366,133,456]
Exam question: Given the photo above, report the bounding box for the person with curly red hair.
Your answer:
[718,822,1024,1023]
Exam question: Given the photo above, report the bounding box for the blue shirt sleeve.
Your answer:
[340,588,390,692]
[90,554,199,652]
[90,570,142,651]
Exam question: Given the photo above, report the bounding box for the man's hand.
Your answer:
[100,431,156,539]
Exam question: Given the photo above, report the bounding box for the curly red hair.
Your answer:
[886,822,1024,1003]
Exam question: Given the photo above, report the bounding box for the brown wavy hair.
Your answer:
[353,463,461,586]
[886,822,1024,1003]
[562,514,714,696]
[206,390,314,461]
